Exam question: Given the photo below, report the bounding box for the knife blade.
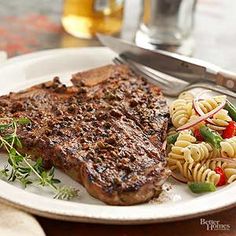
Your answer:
[97,34,236,92]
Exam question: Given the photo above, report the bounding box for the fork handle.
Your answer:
[216,70,236,92]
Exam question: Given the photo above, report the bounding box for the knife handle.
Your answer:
[216,70,236,92]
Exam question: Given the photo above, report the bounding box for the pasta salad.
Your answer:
[167,92,236,193]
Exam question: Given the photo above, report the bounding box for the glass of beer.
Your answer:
[62,0,125,39]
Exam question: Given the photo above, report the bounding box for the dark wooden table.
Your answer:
[0,0,235,235]
[37,207,236,236]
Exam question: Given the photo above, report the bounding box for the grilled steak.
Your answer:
[0,65,170,205]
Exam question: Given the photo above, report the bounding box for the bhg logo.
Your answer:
[200,218,230,231]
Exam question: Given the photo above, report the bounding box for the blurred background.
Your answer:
[0,0,235,70]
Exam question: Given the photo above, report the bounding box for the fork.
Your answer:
[113,57,236,99]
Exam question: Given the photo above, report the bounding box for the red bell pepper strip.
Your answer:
[222,121,236,139]
[194,128,204,141]
[214,167,227,186]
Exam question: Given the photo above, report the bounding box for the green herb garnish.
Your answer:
[0,117,78,200]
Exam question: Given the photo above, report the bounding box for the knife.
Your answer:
[97,34,236,92]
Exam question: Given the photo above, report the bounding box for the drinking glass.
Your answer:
[62,0,125,39]
[135,0,197,54]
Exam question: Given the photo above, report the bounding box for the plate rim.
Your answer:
[1,195,235,225]
[0,47,235,224]
[0,177,235,224]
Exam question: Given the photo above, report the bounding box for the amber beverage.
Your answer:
[62,0,124,39]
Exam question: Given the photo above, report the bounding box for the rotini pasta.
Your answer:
[207,109,232,131]
[198,97,219,113]
[168,130,196,169]
[202,160,226,170]
[187,114,205,129]
[167,158,185,171]
[178,91,194,101]
[193,96,231,131]
[224,167,236,183]
[170,99,189,128]
[170,95,229,130]
[182,142,218,163]
[170,99,194,128]
[186,102,196,117]
[202,160,236,184]
[220,137,236,158]
[175,161,220,185]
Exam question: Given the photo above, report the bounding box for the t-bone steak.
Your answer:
[0,65,170,205]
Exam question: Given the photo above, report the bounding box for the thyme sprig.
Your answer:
[0,117,78,200]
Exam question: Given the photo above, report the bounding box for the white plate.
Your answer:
[0,47,235,224]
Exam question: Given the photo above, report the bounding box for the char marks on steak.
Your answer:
[0,65,170,205]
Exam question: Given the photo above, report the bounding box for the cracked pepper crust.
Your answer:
[0,65,170,205]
